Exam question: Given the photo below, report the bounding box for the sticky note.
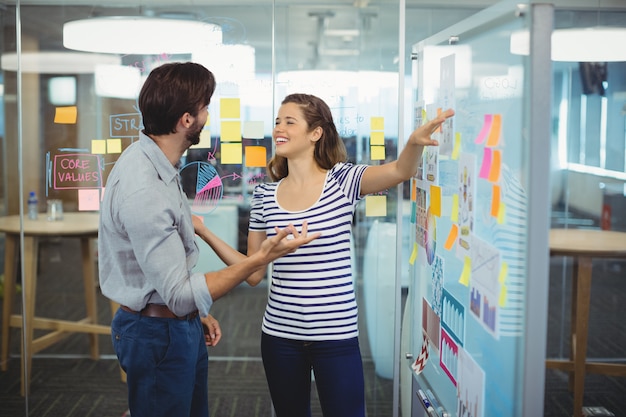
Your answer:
[370,117,384,131]
[430,185,441,217]
[107,138,122,154]
[371,145,385,160]
[498,261,508,283]
[221,143,242,164]
[409,242,418,265]
[491,185,501,217]
[91,139,106,154]
[499,284,507,307]
[488,149,501,182]
[475,114,493,144]
[191,129,212,149]
[452,132,461,160]
[220,98,240,119]
[221,121,242,142]
[479,147,492,179]
[78,189,100,211]
[444,224,458,250]
[204,113,210,127]
[458,256,471,286]
[497,202,506,224]
[486,114,502,147]
[370,131,385,145]
[243,121,264,139]
[245,146,267,167]
[450,194,459,222]
[54,106,77,124]
[365,195,386,217]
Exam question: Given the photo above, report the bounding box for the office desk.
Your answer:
[0,212,111,395]
[547,228,626,417]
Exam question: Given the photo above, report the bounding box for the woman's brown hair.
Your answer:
[267,93,347,181]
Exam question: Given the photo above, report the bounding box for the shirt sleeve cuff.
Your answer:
[190,272,213,317]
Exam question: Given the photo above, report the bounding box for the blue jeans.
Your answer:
[111,308,209,417]
[261,332,366,417]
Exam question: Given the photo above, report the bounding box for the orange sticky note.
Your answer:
[221,143,242,164]
[371,145,385,160]
[430,185,441,217]
[245,146,267,167]
[365,195,386,217]
[486,114,502,147]
[221,121,242,142]
[54,106,77,124]
[444,224,458,250]
[491,185,501,217]
[488,149,501,182]
[220,98,240,119]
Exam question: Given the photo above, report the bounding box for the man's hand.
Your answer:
[201,314,222,347]
[257,222,320,262]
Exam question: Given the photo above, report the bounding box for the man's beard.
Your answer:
[185,122,203,146]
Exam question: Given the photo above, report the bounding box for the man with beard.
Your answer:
[98,62,319,417]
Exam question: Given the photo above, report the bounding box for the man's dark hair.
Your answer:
[139,62,216,136]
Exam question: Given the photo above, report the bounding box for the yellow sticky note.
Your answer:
[497,201,506,224]
[430,185,441,217]
[370,131,385,145]
[191,129,212,149]
[499,284,507,307]
[452,132,461,160]
[221,121,242,142]
[371,145,385,160]
[498,261,508,284]
[245,146,267,167]
[444,224,458,250]
[370,117,384,131]
[221,98,240,119]
[204,113,210,127]
[91,139,106,154]
[220,143,242,164]
[409,242,418,265]
[450,194,459,222]
[54,106,77,124]
[78,189,100,211]
[365,195,387,217]
[243,121,264,139]
[107,138,122,154]
[458,256,471,286]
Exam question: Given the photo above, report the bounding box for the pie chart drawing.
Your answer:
[179,161,223,214]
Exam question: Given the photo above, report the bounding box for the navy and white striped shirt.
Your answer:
[249,162,368,341]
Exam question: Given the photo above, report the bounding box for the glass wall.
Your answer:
[0,1,492,416]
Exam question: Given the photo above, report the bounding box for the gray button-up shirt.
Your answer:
[98,132,213,317]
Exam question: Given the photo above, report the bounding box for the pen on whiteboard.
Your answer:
[417,389,437,416]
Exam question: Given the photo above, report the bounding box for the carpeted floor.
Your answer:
[1,236,625,417]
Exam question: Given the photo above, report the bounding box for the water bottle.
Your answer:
[27,191,38,220]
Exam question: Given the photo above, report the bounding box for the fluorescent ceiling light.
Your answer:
[1,51,120,73]
[63,17,222,55]
[510,27,626,62]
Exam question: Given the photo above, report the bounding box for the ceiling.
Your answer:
[2,1,626,73]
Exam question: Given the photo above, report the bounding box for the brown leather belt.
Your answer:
[120,304,199,320]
